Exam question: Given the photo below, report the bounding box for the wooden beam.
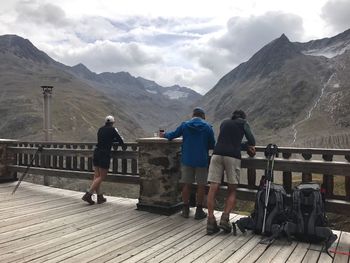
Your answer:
[7,165,140,184]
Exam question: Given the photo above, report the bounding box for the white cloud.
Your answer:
[322,0,350,32]
[0,0,346,94]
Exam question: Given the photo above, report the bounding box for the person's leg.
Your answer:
[206,182,220,234]
[90,168,108,192]
[88,167,100,193]
[182,183,191,205]
[194,166,208,220]
[82,166,100,205]
[219,157,240,233]
[180,166,195,218]
[223,184,237,214]
[207,182,220,219]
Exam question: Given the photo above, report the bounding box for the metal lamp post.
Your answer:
[41,86,53,141]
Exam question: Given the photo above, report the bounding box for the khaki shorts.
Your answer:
[181,165,208,185]
[208,155,241,185]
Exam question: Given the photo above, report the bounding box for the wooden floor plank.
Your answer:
[269,241,299,263]
[256,239,297,263]
[1,210,148,262]
[41,215,168,263]
[302,243,322,263]
[175,215,241,263]
[285,242,310,263]
[333,231,350,263]
[93,215,201,262]
[0,202,137,253]
[0,182,348,263]
[318,230,341,263]
[136,211,223,263]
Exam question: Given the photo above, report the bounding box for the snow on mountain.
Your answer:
[302,41,350,58]
[163,90,188,99]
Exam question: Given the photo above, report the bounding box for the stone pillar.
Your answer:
[137,137,182,215]
[0,139,17,182]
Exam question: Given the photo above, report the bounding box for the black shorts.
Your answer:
[93,148,111,169]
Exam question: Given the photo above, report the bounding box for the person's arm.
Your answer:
[208,126,216,150]
[164,123,184,141]
[113,127,125,145]
[243,122,256,146]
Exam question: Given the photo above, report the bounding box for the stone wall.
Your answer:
[137,137,182,215]
[0,139,17,182]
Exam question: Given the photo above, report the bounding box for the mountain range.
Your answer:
[1,29,350,147]
[199,29,350,147]
[0,34,201,141]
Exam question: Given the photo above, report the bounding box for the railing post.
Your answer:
[282,152,292,193]
[0,139,18,182]
[322,154,334,197]
[247,168,256,189]
[301,153,312,182]
[345,155,350,201]
[136,137,182,215]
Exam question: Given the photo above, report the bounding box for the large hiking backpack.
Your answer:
[236,183,287,235]
[284,183,337,249]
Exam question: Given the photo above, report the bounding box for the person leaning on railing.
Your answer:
[161,107,216,220]
[82,115,125,205]
[206,109,256,235]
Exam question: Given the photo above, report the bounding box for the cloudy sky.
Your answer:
[1,0,350,94]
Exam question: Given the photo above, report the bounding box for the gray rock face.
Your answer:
[0,34,201,141]
[200,29,350,147]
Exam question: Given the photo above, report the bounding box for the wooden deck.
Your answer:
[0,182,349,263]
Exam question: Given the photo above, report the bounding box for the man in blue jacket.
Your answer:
[163,107,215,219]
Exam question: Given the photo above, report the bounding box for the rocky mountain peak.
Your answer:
[238,33,301,79]
[0,34,52,63]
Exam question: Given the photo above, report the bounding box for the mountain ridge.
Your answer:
[0,34,201,141]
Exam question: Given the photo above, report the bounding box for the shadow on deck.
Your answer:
[0,182,349,263]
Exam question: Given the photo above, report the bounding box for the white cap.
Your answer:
[105,115,115,123]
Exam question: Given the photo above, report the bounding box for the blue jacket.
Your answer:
[164,117,215,167]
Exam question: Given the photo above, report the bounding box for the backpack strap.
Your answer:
[307,189,320,235]
[265,188,284,233]
[293,189,304,234]
[255,189,265,233]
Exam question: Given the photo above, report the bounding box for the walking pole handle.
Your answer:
[264,144,279,158]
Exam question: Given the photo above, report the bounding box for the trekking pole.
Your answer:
[261,144,278,235]
[12,145,44,195]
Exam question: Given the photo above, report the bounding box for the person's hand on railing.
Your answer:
[247,146,256,157]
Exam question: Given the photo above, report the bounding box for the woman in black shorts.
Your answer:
[82,115,124,204]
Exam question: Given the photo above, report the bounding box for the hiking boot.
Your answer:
[97,194,107,204]
[82,192,95,205]
[219,213,232,233]
[194,206,207,220]
[181,204,190,218]
[207,217,220,235]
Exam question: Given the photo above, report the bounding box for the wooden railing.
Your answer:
[7,141,139,184]
[4,141,350,215]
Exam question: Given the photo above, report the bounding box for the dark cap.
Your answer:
[193,107,205,115]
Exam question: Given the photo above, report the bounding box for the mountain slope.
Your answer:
[0,35,201,141]
[65,62,202,133]
[200,30,350,147]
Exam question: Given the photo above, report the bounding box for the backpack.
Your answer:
[284,183,337,249]
[236,183,287,235]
